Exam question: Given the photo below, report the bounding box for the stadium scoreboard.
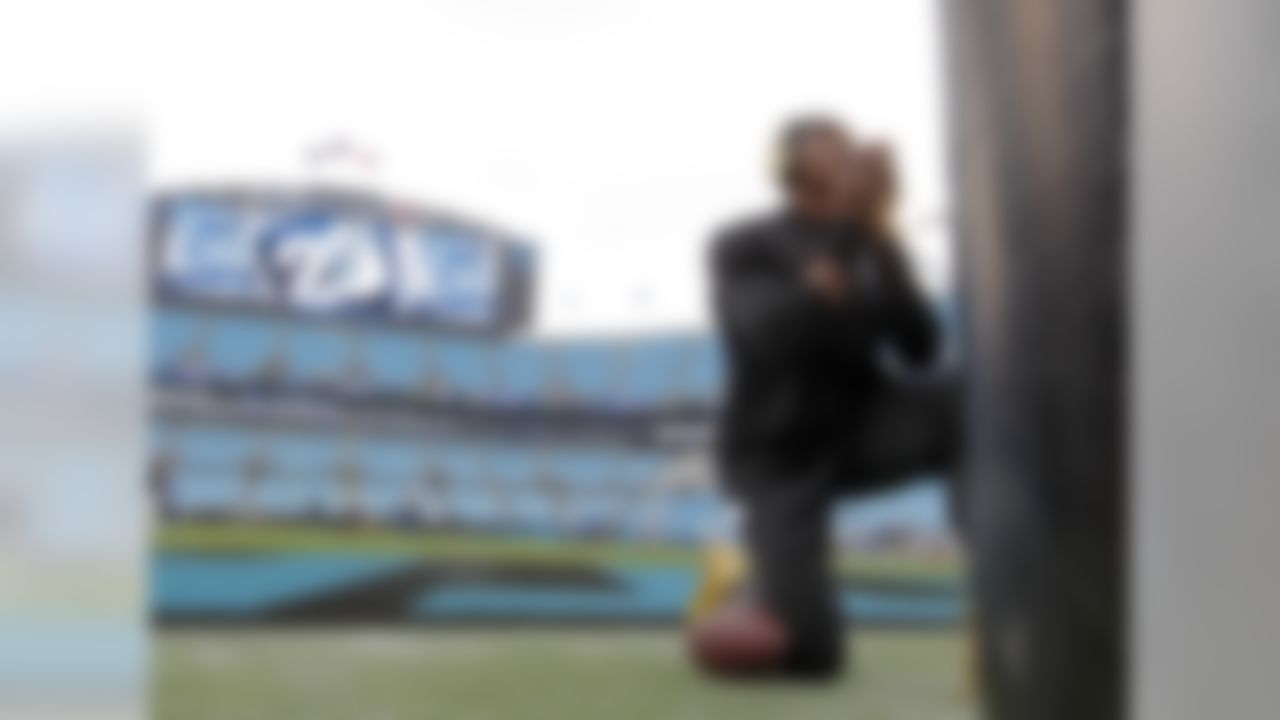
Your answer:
[151,187,536,334]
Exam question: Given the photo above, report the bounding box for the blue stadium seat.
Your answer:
[151,308,201,372]
[613,338,685,409]
[833,477,951,538]
[307,472,354,520]
[359,474,417,521]
[681,337,726,403]
[619,452,664,490]
[476,445,531,482]
[556,342,623,405]
[665,491,721,544]
[267,432,342,477]
[286,325,349,386]
[254,474,318,517]
[364,329,430,394]
[169,467,240,516]
[455,447,536,532]
[508,486,557,536]
[176,424,255,468]
[430,442,482,480]
[208,316,281,381]
[493,343,551,405]
[565,485,623,536]
[581,451,635,494]
[449,482,500,528]
[430,337,495,401]
[356,437,423,478]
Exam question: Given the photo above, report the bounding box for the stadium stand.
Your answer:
[151,298,957,551]
[151,300,725,544]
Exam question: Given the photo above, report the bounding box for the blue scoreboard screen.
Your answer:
[151,190,534,332]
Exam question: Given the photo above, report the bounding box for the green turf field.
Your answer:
[155,629,977,720]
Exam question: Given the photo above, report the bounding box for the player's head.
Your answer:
[776,115,859,220]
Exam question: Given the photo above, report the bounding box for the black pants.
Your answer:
[739,380,958,678]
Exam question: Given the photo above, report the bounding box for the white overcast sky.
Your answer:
[1,0,949,337]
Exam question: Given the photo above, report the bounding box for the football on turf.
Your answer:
[687,603,787,676]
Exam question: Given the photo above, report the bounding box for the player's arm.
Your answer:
[710,230,857,366]
[872,235,941,368]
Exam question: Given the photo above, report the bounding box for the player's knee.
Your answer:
[782,645,845,680]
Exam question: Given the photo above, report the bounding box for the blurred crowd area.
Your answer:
[154,312,725,542]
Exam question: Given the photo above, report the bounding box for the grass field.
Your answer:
[155,523,971,717]
[155,629,977,720]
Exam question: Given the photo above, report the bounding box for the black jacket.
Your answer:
[711,212,940,482]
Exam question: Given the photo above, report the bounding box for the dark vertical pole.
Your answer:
[944,2,1129,719]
